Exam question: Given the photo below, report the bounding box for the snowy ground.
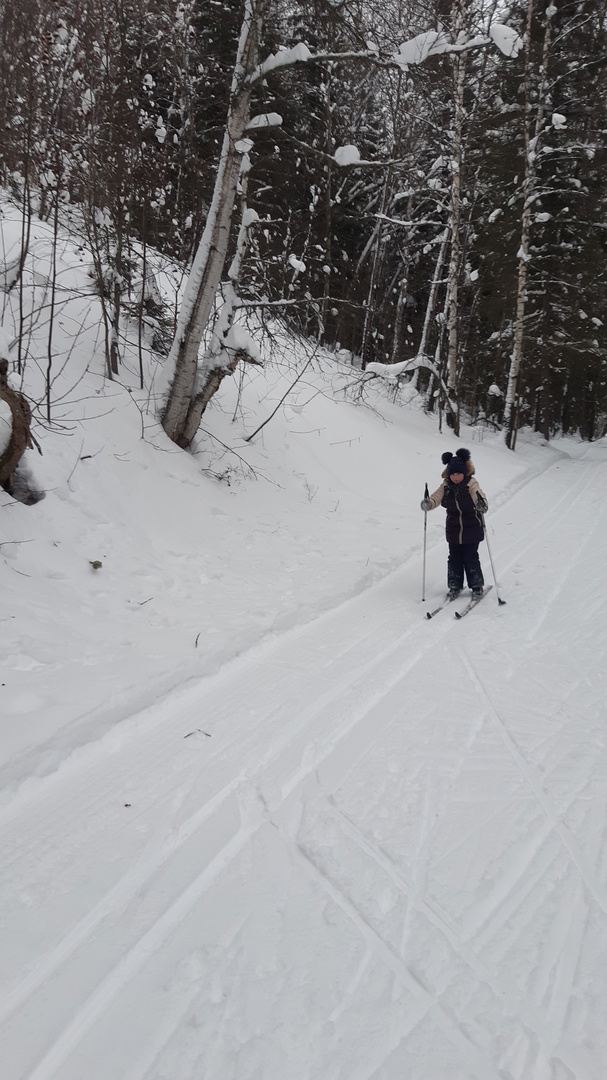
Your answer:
[1,196,607,1079]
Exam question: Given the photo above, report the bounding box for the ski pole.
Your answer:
[482,515,506,606]
[422,483,429,601]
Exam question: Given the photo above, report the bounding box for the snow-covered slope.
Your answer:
[0,195,536,789]
[1,194,606,1079]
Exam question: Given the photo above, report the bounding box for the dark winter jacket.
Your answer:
[426,475,487,545]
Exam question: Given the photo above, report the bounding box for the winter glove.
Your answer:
[476,496,488,513]
[420,498,432,512]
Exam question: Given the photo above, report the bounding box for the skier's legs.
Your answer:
[462,543,484,589]
[447,544,465,591]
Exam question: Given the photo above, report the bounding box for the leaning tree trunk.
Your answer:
[161,0,268,447]
[0,359,33,495]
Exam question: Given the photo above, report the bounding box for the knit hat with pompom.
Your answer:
[446,456,467,477]
[442,448,473,477]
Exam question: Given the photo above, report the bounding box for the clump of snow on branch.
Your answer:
[246,113,283,130]
[334,145,361,167]
[224,324,263,364]
[394,30,450,68]
[234,138,254,155]
[489,24,524,57]
[288,254,306,273]
[366,359,415,379]
[258,43,311,77]
[551,112,567,130]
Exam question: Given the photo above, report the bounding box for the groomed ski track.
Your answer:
[1,445,607,1080]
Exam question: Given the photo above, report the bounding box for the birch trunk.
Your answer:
[179,186,258,446]
[444,16,468,437]
[360,170,391,369]
[417,228,449,386]
[503,0,554,449]
[161,0,267,447]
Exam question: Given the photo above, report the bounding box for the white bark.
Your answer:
[179,183,258,447]
[416,228,449,388]
[161,0,268,446]
[445,3,469,437]
[504,0,554,449]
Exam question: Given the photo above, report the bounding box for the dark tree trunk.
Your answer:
[0,359,33,495]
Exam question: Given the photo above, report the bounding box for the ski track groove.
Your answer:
[319,802,590,1080]
[460,653,607,916]
[120,913,247,1080]
[24,822,256,1080]
[325,801,496,984]
[484,459,601,583]
[326,947,374,1027]
[393,755,438,1002]
[521,482,607,643]
[293,841,506,1080]
[0,594,462,1071]
[0,774,244,1026]
[529,879,588,1080]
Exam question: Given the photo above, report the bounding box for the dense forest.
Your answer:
[1,0,606,456]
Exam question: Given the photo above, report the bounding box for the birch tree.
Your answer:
[160,0,270,446]
[502,0,554,449]
[443,1,470,435]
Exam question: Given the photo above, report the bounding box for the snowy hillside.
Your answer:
[0,194,532,789]
[1,195,607,1079]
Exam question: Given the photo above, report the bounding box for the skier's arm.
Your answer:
[421,481,445,511]
[469,477,488,512]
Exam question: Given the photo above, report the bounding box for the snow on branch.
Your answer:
[255,43,312,79]
[367,355,438,380]
[334,145,361,167]
[366,356,457,412]
[246,112,283,130]
[488,24,524,58]
[275,127,408,171]
[248,23,522,86]
[395,29,452,65]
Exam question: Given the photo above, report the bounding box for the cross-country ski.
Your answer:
[454,584,494,618]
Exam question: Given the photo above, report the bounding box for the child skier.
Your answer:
[421,448,488,600]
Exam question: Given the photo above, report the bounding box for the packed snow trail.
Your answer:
[1,448,606,1080]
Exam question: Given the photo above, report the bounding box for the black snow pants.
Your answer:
[448,542,484,591]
